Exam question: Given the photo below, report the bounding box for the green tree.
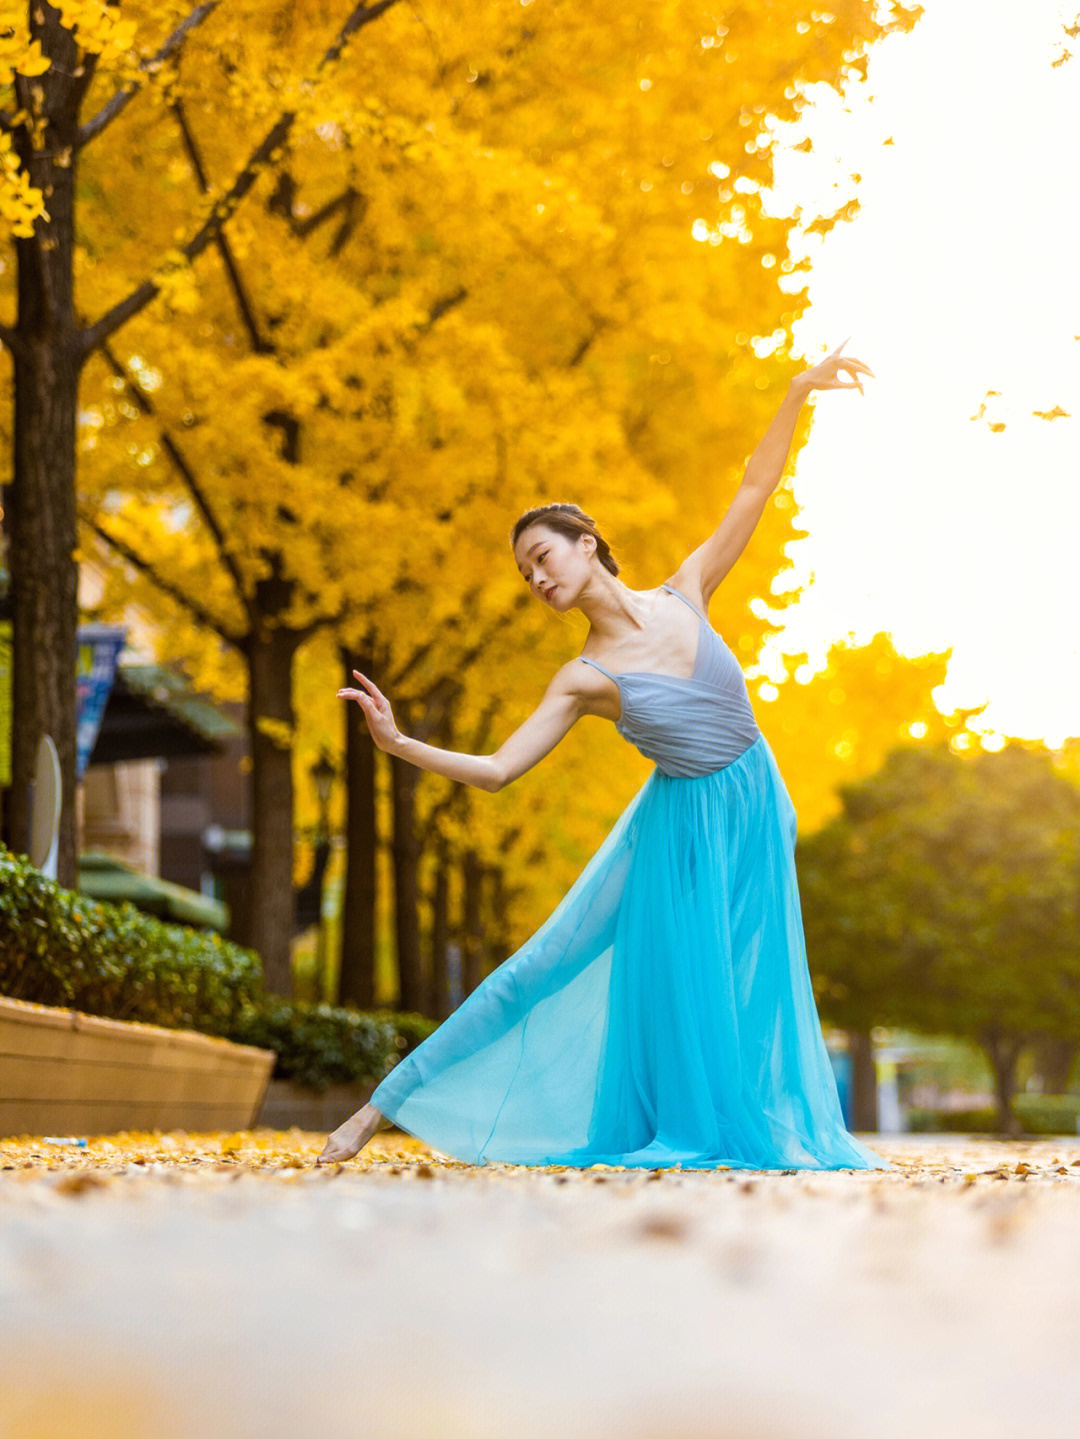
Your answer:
[798,740,1080,1134]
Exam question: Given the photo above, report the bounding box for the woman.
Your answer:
[318,341,889,1172]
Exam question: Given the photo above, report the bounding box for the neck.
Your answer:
[576,575,649,637]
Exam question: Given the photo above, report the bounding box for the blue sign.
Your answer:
[76,625,127,779]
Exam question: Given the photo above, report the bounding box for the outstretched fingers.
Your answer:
[337,670,382,708]
[353,670,391,711]
[829,354,875,393]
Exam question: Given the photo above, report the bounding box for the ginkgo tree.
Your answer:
[3,0,923,995]
[0,0,403,893]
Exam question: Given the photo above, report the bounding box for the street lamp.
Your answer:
[311,752,336,839]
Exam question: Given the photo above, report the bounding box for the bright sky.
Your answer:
[754,0,1080,747]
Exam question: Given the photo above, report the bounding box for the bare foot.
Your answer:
[317,1104,384,1165]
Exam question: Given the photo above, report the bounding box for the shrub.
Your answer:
[368,1007,440,1057]
[0,844,260,1031]
[1,844,436,1094]
[904,1107,999,1133]
[212,997,400,1092]
[905,1096,1080,1136]
[1011,1093,1080,1136]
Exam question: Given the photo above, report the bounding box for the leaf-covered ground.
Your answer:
[3,1126,1080,1182]
[2,1131,1079,1439]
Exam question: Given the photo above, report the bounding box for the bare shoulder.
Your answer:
[548,655,618,721]
[662,562,711,613]
[549,656,602,700]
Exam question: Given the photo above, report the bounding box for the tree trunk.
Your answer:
[339,647,378,1008]
[246,593,302,994]
[390,730,423,1012]
[1030,1034,1080,1094]
[846,1028,879,1132]
[429,842,451,1019]
[462,847,486,996]
[981,1029,1026,1137]
[487,864,513,967]
[8,10,89,886]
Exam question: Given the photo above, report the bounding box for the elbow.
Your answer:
[484,759,506,793]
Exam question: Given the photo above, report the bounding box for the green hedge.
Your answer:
[1013,1093,1080,1135]
[368,1007,440,1056]
[0,843,260,1030]
[212,997,400,1092]
[905,1107,1000,1134]
[1,844,440,1094]
[905,1094,1080,1136]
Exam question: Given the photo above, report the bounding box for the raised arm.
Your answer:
[674,342,873,608]
[339,664,585,793]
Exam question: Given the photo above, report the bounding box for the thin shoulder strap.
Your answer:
[661,582,707,622]
[578,655,617,682]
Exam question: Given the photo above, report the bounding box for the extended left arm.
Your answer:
[676,343,872,606]
[742,377,814,497]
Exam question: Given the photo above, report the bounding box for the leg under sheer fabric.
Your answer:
[369,736,890,1172]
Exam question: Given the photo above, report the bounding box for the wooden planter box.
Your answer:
[256,1077,377,1133]
[0,994,276,1138]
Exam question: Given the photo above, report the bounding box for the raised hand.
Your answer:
[337,670,404,752]
[795,339,874,396]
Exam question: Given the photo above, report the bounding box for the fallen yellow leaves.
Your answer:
[0,1126,442,1182]
[1,1131,1079,1196]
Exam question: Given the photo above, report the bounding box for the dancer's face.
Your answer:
[514,524,595,609]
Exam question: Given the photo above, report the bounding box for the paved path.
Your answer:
[2,1129,1079,1438]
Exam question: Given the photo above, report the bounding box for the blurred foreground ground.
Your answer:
[2,1129,1079,1439]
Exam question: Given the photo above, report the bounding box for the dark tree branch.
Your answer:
[81,513,245,646]
[99,342,253,617]
[501,218,609,340]
[327,188,367,256]
[78,0,402,357]
[78,2,220,149]
[79,113,291,354]
[295,186,361,239]
[0,323,20,356]
[408,673,458,744]
[267,170,300,223]
[294,602,354,646]
[68,42,102,118]
[389,637,438,689]
[445,594,531,680]
[386,285,469,375]
[172,97,271,353]
[265,169,363,243]
[418,285,468,334]
[320,0,401,70]
[568,322,605,367]
[388,569,529,693]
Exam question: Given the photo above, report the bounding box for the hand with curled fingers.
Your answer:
[337,670,404,753]
[793,339,874,397]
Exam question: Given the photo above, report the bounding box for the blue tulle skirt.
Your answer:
[370,733,891,1171]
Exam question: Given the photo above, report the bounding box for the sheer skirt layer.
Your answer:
[370,734,890,1171]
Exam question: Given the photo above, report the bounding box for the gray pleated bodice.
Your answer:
[578,583,762,778]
